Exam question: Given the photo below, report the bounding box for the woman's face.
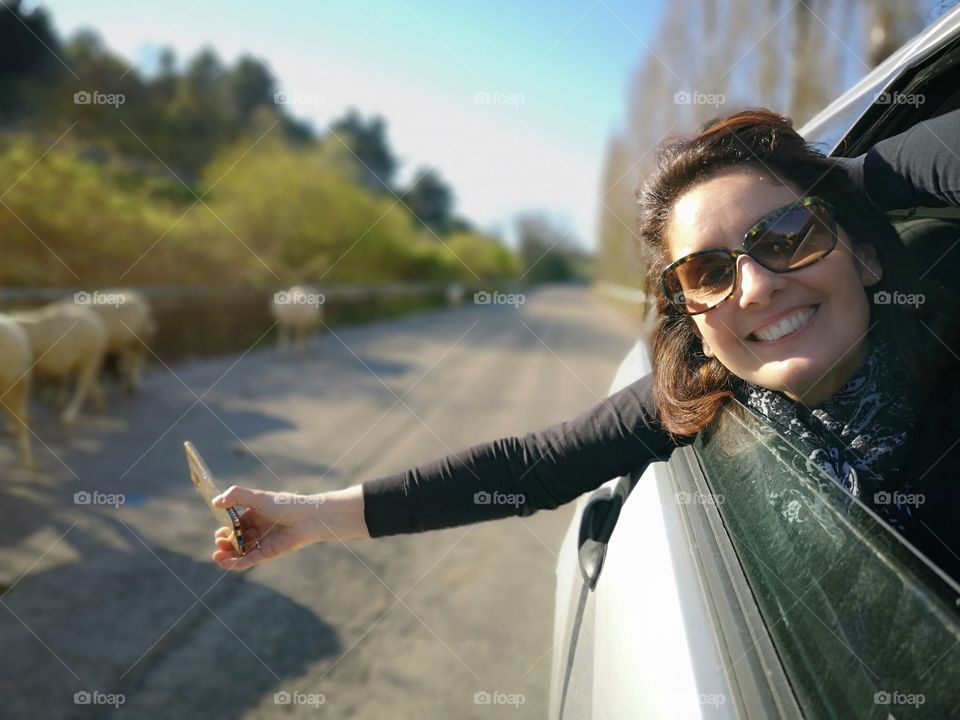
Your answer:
[665,168,883,406]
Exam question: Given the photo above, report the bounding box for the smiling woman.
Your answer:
[642,109,930,434]
[211,107,960,585]
[636,109,950,549]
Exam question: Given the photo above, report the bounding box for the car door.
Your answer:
[549,342,801,720]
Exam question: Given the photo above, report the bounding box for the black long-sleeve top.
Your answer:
[362,109,960,538]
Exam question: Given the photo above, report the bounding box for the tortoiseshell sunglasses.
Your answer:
[660,196,838,316]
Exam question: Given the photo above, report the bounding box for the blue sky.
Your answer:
[33,0,666,249]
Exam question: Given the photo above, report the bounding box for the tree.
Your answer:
[0,0,62,120]
[328,109,398,193]
[0,0,59,76]
[516,214,586,283]
[229,56,277,123]
[401,167,454,234]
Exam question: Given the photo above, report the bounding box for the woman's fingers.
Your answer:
[213,540,267,571]
[212,524,273,570]
[213,485,267,512]
[214,528,261,554]
[212,546,236,562]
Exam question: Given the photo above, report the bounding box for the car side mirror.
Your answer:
[577,475,633,590]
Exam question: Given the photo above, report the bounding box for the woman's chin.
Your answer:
[751,359,834,401]
[764,365,860,405]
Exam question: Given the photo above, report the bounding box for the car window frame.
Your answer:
[667,445,806,718]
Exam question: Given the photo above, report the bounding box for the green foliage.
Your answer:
[0,135,232,287]
[0,2,519,289]
[203,137,515,284]
[445,232,521,280]
[0,132,516,288]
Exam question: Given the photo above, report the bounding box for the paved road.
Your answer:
[0,285,642,719]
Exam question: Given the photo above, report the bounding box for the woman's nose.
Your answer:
[736,254,787,306]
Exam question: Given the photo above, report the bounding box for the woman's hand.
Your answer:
[211,486,325,570]
[211,484,368,571]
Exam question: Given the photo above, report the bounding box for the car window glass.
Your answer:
[694,401,960,719]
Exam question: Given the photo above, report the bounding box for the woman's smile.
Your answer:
[746,304,819,344]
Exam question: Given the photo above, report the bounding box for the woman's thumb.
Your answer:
[213,485,262,509]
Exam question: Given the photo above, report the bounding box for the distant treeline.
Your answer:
[0,0,586,289]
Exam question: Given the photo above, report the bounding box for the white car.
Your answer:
[550,7,960,719]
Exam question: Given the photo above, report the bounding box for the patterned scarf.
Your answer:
[734,336,922,534]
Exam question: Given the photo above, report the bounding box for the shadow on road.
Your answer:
[1,517,342,718]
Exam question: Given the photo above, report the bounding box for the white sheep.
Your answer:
[63,288,156,393]
[0,314,37,470]
[12,304,107,424]
[271,286,324,354]
[446,282,466,307]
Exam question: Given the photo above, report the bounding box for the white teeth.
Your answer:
[752,306,816,342]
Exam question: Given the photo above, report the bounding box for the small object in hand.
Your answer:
[184,441,247,556]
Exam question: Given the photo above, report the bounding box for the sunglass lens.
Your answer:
[669,252,735,313]
[749,203,833,270]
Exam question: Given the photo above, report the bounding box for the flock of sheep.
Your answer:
[0,285,324,472]
[0,288,155,471]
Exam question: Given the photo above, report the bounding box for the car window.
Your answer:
[800,93,882,153]
[693,401,960,720]
[799,7,960,153]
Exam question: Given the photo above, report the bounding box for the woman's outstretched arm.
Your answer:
[212,372,687,569]
[362,372,686,537]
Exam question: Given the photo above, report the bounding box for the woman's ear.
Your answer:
[690,320,715,358]
[855,242,883,287]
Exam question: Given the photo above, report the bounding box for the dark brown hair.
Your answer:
[637,108,933,438]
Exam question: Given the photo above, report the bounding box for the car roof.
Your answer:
[800,5,960,152]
